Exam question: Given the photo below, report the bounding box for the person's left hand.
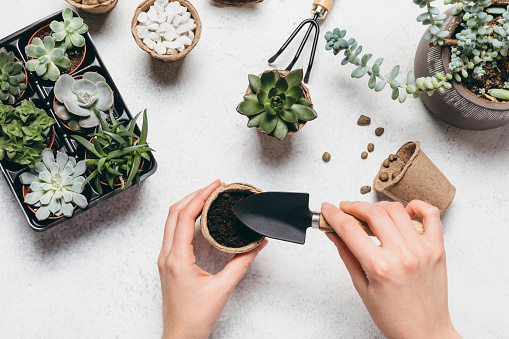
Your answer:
[158,180,268,339]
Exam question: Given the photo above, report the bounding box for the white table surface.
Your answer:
[1,0,508,338]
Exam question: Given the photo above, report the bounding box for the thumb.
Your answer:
[218,239,268,289]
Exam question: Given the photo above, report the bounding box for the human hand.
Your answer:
[158,180,268,339]
[322,200,460,339]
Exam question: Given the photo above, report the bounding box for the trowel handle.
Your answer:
[313,0,334,12]
[313,213,424,237]
[312,0,334,19]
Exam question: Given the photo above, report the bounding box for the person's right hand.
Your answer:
[322,200,461,339]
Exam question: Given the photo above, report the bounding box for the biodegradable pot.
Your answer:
[22,185,76,220]
[414,0,509,130]
[242,70,313,138]
[373,141,456,214]
[212,0,264,5]
[201,183,265,254]
[131,0,202,62]
[64,0,119,14]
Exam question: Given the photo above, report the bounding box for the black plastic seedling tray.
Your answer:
[0,10,157,231]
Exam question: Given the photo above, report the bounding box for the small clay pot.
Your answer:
[131,0,202,62]
[373,141,456,214]
[22,184,76,220]
[212,0,264,5]
[242,70,314,138]
[414,0,509,130]
[65,0,119,14]
[201,183,265,254]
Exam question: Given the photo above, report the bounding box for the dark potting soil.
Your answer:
[207,192,263,248]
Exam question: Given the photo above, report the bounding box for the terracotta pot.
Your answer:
[22,185,76,220]
[131,0,202,62]
[414,0,509,130]
[241,70,314,139]
[212,0,263,5]
[65,0,119,14]
[373,141,456,214]
[27,24,86,76]
[201,183,265,254]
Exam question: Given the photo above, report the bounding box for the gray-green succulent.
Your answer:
[324,0,509,102]
[53,72,114,131]
[50,8,89,50]
[25,36,71,82]
[19,149,88,221]
[0,48,27,105]
[237,69,317,140]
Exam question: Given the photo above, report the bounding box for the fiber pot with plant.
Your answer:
[236,69,318,140]
[324,0,509,130]
[201,183,265,254]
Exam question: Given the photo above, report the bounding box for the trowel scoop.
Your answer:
[232,192,424,244]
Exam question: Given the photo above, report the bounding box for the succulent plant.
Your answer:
[237,69,317,140]
[53,72,114,131]
[25,36,71,82]
[71,109,152,194]
[0,48,27,105]
[0,100,56,167]
[50,8,89,50]
[20,149,88,221]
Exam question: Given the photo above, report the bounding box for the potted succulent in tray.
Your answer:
[71,109,153,194]
[0,48,27,105]
[0,100,56,167]
[25,9,88,82]
[324,0,509,130]
[19,149,88,221]
[236,69,318,140]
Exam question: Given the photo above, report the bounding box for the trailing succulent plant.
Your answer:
[237,69,317,140]
[50,8,89,50]
[25,36,71,82]
[0,48,27,105]
[71,109,152,194]
[324,0,509,102]
[53,72,114,131]
[0,100,56,167]
[20,149,88,221]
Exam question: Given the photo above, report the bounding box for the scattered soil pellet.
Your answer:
[379,172,389,182]
[361,151,368,159]
[375,127,385,136]
[392,170,401,179]
[322,152,331,162]
[357,115,371,126]
[383,159,390,168]
[367,143,374,152]
[360,186,372,194]
[389,154,395,161]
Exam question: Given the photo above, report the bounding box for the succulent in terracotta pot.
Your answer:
[0,48,27,105]
[237,69,317,140]
[25,37,71,82]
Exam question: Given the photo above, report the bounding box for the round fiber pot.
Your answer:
[65,0,119,14]
[414,0,509,130]
[242,70,313,139]
[201,183,265,253]
[373,141,456,214]
[212,0,263,5]
[131,0,202,62]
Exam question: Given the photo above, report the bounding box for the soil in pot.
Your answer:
[207,191,263,248]
[28,25,86,75]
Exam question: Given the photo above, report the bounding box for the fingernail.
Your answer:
[322,202,333,210]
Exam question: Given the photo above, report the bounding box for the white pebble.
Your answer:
[167,1,180,10]
[148,32,161,42]
[187,30,194,40]
[154,42,167,54]
[137,12,148,23]
[176,35,192,46]
[172,14,182,26]
[164,28,178,41]
[155,0,169,6]
[166,48,178,55]
[136,25,148,39]
[176,22,193,34]
[176,5,186,14]
[163,40,180,49]
[147,7,159,22]
[154,3,166,13]
[177,44,185,52]
[157,22,172,33]
[156,15,166,23]
[143,37,156,50]
[147,23,159,31]
[180,12,191,24]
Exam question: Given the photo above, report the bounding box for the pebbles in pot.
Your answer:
[136,0,196,55]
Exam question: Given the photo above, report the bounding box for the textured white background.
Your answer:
[1,0,509,338]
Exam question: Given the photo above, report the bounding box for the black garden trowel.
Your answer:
[232,192,424,245]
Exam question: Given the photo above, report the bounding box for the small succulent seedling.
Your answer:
[324,0,509,102]
[237,69,317,140]
[50,8,89,50]
[0,100,56,167]
[0,48,27,105]
[71,109,153,194]
[20,149,88,221]
[25,36,71,82]
[53,72,114,130]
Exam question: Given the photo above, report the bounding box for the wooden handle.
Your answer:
[313,0,334,11]
[318,214,424,236]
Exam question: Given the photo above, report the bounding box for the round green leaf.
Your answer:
[285,69,303,88]
[290,104,317,121]
[260,112,277,134]
[261,71,277,91]
[237,100,264,116]
[247,113,262,127]
[286,85,303,100]
[280,109,298,123]
[275,78,288,93]
[273,116,289,140]
[248,74,262,93]
[257,89,269,105]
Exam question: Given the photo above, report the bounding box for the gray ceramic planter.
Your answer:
[414,0,509,130]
